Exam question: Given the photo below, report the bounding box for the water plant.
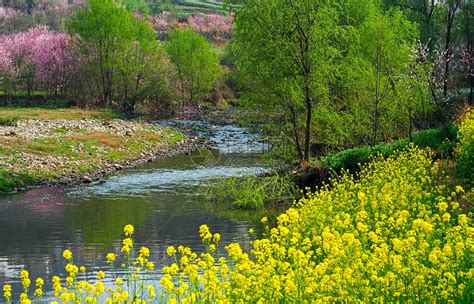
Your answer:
[204,172,299,209]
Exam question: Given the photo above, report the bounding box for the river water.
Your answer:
[0,120,270,297]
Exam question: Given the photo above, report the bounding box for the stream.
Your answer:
[0,120,270,296]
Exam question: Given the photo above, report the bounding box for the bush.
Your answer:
[455,110,474,186]
[324,125,458,172]
[411,123,458,156]
[3,148,472,303]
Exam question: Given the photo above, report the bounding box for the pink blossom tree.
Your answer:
[187,14,233,40]
[460,45,473,104]
[0,7,19,22]
[0,25,76,96]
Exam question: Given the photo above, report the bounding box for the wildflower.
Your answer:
[20,270,30,289]
[139,246,150,257]
[106,253,116,263]
[62,250,72,260]
[167,246,176,256]
[261,217,268,224]
[146,262,155,270]
[199,224,212,241]
[96,271,105,280]
[19,293,30,304]
[115,278,123,285]
[35,278,44,288]
[209,244,216,252]
[124,224,134,236]
[80,266,86,272]
[121,238,133,253]
[3,285,12,299]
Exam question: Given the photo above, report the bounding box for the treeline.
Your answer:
[230,0,473,160]
[0,0,227,115]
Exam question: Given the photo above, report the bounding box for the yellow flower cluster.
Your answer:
[455,109,473,185]
[2,147,472,303]
[156,147,472,302]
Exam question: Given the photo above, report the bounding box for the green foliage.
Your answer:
[232,0,433,159]
[232,0,341,161]
[0,169,55,193]
[204,172,299,210]
[122,0,150,13]
[68,0,176,113]
[411,124,458,156]
[455,111,474,187]
[340,8,422,145]
[0,116,19,126]
[148,0,174,14]
[323,126,459,172]
[166,28,223,107]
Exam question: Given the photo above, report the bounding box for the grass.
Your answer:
[204,172,299,209]
[0,107,122,120]
[0,116,19,126]
[174,0,226,13]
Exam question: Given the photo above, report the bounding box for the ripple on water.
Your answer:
[68,166,265,198]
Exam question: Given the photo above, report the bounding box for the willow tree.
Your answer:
[342,9,419,145]
[229,0,340,162]
[166,28,223,107]
[68,0,175,113]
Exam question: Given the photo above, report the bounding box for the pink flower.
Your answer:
[0,25,76,92]
[187,14,233,36]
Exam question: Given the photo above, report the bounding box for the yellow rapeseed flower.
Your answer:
[124,224,134,237]
[62,250,72,260]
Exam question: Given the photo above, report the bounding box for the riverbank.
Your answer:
[0,108,203,193]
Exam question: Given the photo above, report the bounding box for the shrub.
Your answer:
[412,123,458,156]
[3,148,472,303]
[455,110,474,186]
[324,125,458,172]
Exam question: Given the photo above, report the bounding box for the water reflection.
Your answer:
[0,122,268,298]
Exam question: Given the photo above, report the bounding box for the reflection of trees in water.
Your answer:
[0,184,266,293]
[63,198,152,248]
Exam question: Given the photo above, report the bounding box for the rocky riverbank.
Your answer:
[0,117,203,193]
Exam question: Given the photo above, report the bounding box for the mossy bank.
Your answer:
[0,108,201,193]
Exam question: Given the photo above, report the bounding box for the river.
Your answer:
[0,120,271,297]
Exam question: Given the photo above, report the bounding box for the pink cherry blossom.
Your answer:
[0,25,76,94]
[187,13,233,37]
[0,7,19,22]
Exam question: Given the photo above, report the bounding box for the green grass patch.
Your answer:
[0,116,19,126]
[204,172,299,210]
[0,107,122,120]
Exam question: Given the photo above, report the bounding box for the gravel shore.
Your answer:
[0,118,204,193]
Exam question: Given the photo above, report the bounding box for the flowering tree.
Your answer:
[0,7,19,22]
[460,45,473,104]
[0,25,75,96]
[187,14,233,39]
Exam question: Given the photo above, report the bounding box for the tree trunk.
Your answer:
[288,102,303,161]
[443,1,460,99]
[304,98,312,162]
